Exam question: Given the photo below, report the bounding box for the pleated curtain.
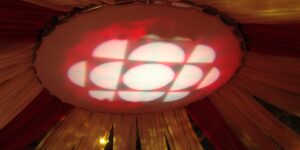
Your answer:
[0,90,73,149]
[209,83,300,150]
[0,42,42,129]
[37,108,113,150]
[206,51,300,149]
[37,108,202,150]
[0,0,300,149]
[235,52,300,116]
[24,0,300,23]
[0,0,63,129]
[187,98,247,150]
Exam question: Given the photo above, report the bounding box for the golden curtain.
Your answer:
[38,108,202,150]
[138,113,168,150]
[162,108,203,150]
[210,83,300,150]
[195,0,300,23]
[24,0,300,23]
[235,52,300,117]
[138,108,203,150]
[37,108,113,150]
[209,51,300,149]
[113,114,137,150]
[0,42,42,129]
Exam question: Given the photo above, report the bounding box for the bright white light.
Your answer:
[119,91,165,102]
[129,42,185,62]
[67,40,221,103]
[187,45,215,63]
[90,62,123,89]
[92,39,128,59]
[170,65,203,90]
[164,92,190,102]
[89,90,114,101]
[198,67,220,89]
[123,64,174,90]
[67,61,87,87]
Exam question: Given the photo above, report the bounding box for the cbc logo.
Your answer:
[67,39,220,102]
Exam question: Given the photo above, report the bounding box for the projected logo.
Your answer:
[67,39,219,103]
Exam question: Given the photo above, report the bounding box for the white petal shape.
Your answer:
[89,90,114,101]
[67,61,87,87]
[90,62,123,89]
[119,91,164,102]
[164,92,190,102]
[198,67,220,89]
[129,42,185,62]
[187,45,216,63]
[92,39,128,59]
[170,65,203,90]
[123,64,174,90]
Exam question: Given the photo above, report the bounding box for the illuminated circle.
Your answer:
[170,65,203,90]
[119,91,165,102]
[67,61,87,87]
[188,45,216,63]
[129,42,185,62]
[123,64,175,90]
[198,67,220,89]
[92,39,128,59]
[34,4,243,113]
[89,90,115,101]
[164,92,190,102]
[90,62,123,89]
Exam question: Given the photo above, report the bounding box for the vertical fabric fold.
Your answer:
[238,52,300,94]
[210,83,300,150]
[234,51,300,116]
[137,113,167,150]
[0,42,43,129]
[113,114,136,150]
[187,98,247,150]
[37,108,113,150]
[137,108,203,150]
[0,89,73,149]
[162,108,203,150]
[234,77,300,117]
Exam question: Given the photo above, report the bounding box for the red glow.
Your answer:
[34,5,242,113]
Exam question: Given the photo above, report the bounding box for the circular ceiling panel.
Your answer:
[34,4,243,113]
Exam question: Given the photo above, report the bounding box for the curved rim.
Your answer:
[31,0,248,113]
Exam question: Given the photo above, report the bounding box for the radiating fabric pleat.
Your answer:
[113,114,136,150]
[137,108,203,150]
[37,108,113,150]
[24,0,300,23]
[162,108,203,150]
[137,113,168,150]
[187,98,247,150]
[39,108,203,150]
[0,42,42,129]
[0,89,73,149]
[234,52,300,116]
[195,0,300,23]
[210,83,300,150]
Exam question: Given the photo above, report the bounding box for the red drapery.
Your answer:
[187,98,247,150]
[0,89,73,149]
[243,24,300,58]
[0,0,63,43]
[1,1,299,149]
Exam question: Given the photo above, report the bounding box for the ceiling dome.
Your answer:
[34,4,242,113]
